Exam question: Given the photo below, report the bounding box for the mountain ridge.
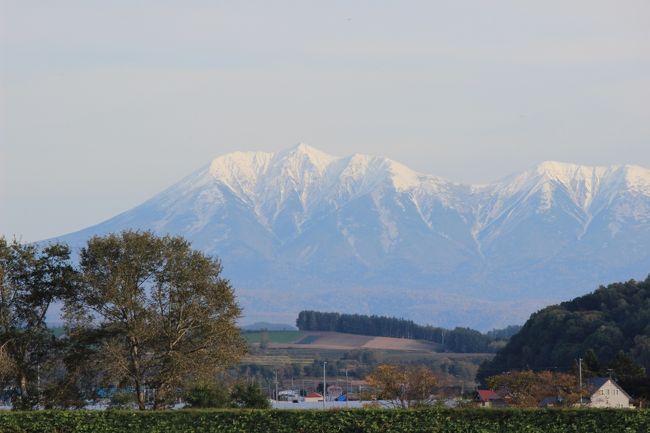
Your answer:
[48,144,650,330]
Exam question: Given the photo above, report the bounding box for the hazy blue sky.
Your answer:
[1,0,649,242]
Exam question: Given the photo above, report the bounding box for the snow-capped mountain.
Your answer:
[52,144,650,329]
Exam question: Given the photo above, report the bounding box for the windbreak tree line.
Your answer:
[0,231,247,410]
[296,310,506,353]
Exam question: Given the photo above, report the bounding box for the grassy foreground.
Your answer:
[0,408,648,433]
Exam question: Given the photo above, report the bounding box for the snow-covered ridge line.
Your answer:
[198,144,650,240]
[208,143,426,195]
[206,143,650,203]
[210,144,650,188]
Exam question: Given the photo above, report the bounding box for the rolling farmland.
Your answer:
[245,331,439,351]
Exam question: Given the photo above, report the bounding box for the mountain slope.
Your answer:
[51,144,650,329]
[476,276,650,381]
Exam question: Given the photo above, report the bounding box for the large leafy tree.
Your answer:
[366,364,439,408]
[0,238,75,409]
[70,231,246,409]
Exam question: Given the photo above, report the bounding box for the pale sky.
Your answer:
[1,0,649,242]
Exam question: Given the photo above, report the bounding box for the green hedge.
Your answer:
[0,408,648,433]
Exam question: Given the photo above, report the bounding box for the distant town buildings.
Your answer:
[479,377,634,409]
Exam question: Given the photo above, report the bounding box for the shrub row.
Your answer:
[0,408,649,433]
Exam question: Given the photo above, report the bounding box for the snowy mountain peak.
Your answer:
[524,161,650,199]
[336,154,421,191]
[275,143,338,174]
[530,160,610,182]
[621,164,650,194]
[383,158,422,191]
[208,151,273,199]
[273,143,338,180]
[286,142,334,159]
[52,145,650,330]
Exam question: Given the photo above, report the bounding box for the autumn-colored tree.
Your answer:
[486,370,585,407]
[366,364,439,408]
[69,231,246,409]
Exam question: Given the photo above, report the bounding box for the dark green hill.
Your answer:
[477,276,650,381]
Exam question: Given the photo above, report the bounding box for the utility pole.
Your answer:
[345,368,349,407]
[275,370,279,402]
[323,361,327,409]
[578,358,583,406]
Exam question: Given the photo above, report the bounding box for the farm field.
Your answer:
[242,346,493,366]
[239,330,493,388]
[241,331,493,367]
[246,331,440,351]
[242,330,303,344]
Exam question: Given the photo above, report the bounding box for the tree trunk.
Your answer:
[19,374,28,399]
[134,377,146,410]
[16,373,32,409]
[129,339,146,410]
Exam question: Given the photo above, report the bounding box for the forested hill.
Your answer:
[296,311,520,353]
[477,276,650,381]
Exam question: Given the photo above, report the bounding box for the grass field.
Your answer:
[242,330,303,344]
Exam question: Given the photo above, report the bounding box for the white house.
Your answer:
[586,377,634,409]
[278,390,301,402]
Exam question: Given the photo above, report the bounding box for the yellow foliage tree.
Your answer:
[486,370,586,407]
[366,364,439,408]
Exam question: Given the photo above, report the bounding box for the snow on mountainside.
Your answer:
[51,144,650,330]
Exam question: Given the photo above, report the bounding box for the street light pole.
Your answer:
[323,361,327,409]
[345,368,349,407]
[578,358,583,406]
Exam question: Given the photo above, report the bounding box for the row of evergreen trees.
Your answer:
[295,310,509,353]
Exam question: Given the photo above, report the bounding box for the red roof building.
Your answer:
[475,389,505,407]
[304,392,323,402]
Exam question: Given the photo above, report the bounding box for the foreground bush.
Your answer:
[0,408,649,433]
